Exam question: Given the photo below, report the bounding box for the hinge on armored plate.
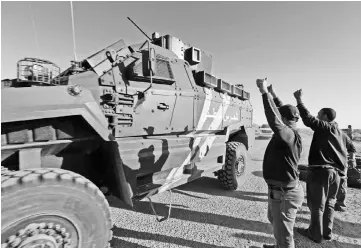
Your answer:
[102,92,134,106]
[108,113,133,127]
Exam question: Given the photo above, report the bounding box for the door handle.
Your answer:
[157,103,169,110]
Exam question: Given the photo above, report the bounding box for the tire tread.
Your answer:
[217,142,244,191]
[1,167,113,247]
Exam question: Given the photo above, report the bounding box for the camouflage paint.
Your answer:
[1,33,254,202]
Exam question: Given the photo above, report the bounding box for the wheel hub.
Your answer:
[2,223,72,248]
[235,156,245,177]
[18,234,57,248]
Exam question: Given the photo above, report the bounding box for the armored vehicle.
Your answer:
[1,29,254,247]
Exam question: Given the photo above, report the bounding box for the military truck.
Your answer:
[1,30,254,247]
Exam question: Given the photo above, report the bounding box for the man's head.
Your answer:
[279,104,300,127]
[348,125,352,129]
[317,108,336,122]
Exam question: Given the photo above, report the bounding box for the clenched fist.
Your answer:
[256,78,268,94]
[293,89,303,99]
[267,84,277,98]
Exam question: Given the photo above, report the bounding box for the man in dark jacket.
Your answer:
[293,89,354,243]
[257,79,304,248]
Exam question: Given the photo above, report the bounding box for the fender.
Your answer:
[224,122,255,151]
[1,86,134,206]
[1,86,112,141]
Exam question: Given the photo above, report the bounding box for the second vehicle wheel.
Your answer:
[1,168,113,248]
[217,142,249,190]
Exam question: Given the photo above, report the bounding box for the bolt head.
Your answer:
[62,233,70,239]
[7,235,16,243]
[55,236,63,244]
[17,229,26,237]
[9,237,21,247]
[68,84,82,96]
[39,223,46,229]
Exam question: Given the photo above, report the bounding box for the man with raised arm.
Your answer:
[293,89,356,243]
[257,78,303,248]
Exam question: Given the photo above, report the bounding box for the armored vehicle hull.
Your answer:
[1,33,254,247]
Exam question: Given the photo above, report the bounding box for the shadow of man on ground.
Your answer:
[132,200,273,234]
[176,176,268,202]
[112,227,235,248]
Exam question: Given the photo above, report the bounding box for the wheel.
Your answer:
[1,168,113,248]
[217,142,249,190]
[347,168,361,188]
[348,178,361,188]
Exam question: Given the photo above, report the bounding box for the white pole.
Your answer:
[29,3,40,57]
[70,1,78,61]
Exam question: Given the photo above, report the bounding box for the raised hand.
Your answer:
[256,78,268,94]
[267,84,277,98]
[293,89,303,99]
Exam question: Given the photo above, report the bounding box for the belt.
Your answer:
[308,166,335,172]
[309,166,344,177]
[268,185,296,191]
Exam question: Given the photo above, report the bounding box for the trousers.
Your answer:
[307,167,340,242]
[267,183,304,248]
[336,172,347,210]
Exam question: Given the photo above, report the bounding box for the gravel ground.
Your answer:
[108,136,361,248]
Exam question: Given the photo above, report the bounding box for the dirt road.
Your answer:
[109,137,361,248]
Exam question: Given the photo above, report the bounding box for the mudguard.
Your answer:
[1,86,135,206]
[224,123,255,151]
[1,86,111,141]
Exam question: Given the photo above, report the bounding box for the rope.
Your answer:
[70,1,78,61]
[147,189,173,222]
[29,3,40,56]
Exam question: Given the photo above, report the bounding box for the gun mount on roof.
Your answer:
[151,33,213,74]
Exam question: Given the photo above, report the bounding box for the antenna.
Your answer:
[70,1,78,61]
[127,17,152,40]
[29,3,40,56]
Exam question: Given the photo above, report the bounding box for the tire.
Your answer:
[1,168,113,248]
[347,178,361,188]
[217,142,249,190]
[347,168,361,188]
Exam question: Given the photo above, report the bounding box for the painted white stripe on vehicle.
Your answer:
[197,94,231,160]
[168,92,231,181]
[166,89,213,180]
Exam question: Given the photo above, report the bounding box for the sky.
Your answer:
[1,1,361,128]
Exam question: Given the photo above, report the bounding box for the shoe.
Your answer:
[296,227,322,243]
[263,245,276,248]
[323,234,333,241]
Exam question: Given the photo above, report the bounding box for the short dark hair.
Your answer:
[279,104,300,122]
[320,108,336,122]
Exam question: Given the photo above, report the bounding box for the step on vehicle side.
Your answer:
[1,29,254,247]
